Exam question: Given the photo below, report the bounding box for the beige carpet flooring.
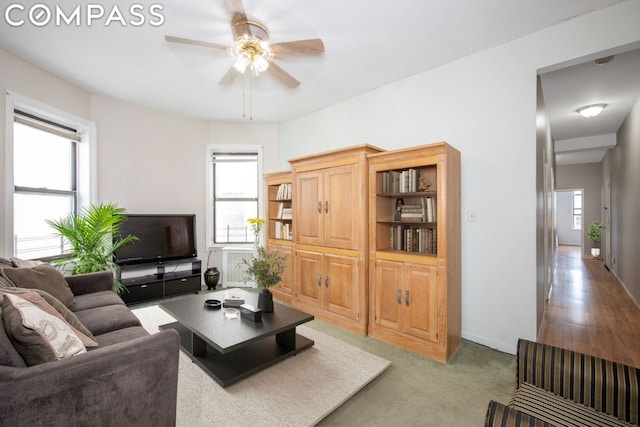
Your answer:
[132,306,391,426]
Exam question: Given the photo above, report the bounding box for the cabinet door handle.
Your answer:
[317,201,322,213]
[325,276,329,288]
[324,201,329,213]
[397,289,402,305]
[405,290,410,306]
[317,275,322,286]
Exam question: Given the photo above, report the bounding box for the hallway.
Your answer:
[538,245,640,367]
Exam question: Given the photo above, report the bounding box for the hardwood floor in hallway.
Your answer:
[538,245,640,368]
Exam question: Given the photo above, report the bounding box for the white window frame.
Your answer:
[4,91,97,258]
[572,190,582,230]
[205,144,263,249]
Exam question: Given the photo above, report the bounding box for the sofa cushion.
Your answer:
[0,275,14,288]
[485,400,551,427]
[91,326,149,349]
[10,257,45,268]
[510,382,634,427]
[70,290,125,312]
[0,287,97,345]
[1,265,74,307]
[73,304,141,336]
[0,307,27,367]
[1,294,87,366]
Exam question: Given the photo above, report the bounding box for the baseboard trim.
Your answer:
[610,269,640,310]
[461,331,518,355]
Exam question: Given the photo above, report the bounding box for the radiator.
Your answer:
[221,247,256,287]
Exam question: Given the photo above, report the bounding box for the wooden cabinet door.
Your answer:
[403,264,439,342]
[295,170,323,246]
[294,249,323,305]
[373,259,403,330]
[268,244,293,295]
[324,164,358,250]
[324,254,359,320]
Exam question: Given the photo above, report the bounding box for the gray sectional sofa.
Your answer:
[0,266,180,427]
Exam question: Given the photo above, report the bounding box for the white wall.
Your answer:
[90,94,279,270]
[608,93,640,304]
[0,50,279,271]
[556,191,581,246]
[0,48,91,256]
[277,1,640,353]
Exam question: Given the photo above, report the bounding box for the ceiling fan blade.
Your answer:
[224,0,251,38]
[267,62,300,88]
[164,35,226,50]
[270,39,325,56]
[219,66,239,85]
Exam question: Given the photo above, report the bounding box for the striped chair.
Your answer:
[485,339,639,427]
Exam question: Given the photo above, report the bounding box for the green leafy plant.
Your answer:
[587,220,602,244]
[46,203,137,293]
[240,245,287,289]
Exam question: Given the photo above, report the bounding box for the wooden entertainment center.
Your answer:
[117,258,202,305]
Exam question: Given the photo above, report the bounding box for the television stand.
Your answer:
[117,258,202,305]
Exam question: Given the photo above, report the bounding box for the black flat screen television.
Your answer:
[114,214,197,266]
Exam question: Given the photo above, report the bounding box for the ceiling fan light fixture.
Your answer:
[576,103,607,118]
[232,54,249,74]
[229,35,273,76]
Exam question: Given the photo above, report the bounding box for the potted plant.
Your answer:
[240,218,287,312]
[46,202,137,293]
[586,220,602,258]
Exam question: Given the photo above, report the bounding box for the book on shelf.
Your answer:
[276,204,292,220]
[398,198,436,222]
[389,225,437,254]
[275,221,293,240]
[281,207,292,220]
[381,169,426,193]
[223,290,245,306]
[276,183,292,200]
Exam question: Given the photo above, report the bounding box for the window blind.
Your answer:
[211,153,258,163]
[14,109,81,142]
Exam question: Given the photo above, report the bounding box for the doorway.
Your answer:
[555,189,583,250]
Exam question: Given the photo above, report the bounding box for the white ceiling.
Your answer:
[540,45,640,165]
[2,1,639,164]
[0,0,626,126]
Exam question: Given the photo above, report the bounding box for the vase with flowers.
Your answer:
[247,217,265,250]
[240,218,287,312]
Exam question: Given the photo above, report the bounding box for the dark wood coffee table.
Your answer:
[159,289,314,387]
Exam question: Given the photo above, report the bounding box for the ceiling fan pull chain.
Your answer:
[241,72,246,119]
[250,74,253,120]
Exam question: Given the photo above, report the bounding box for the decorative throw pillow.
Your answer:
[1,265,74,307]
[1,294,87,366]
[10,257,46,268]
[0,288,97,347]
[0,274,15,289]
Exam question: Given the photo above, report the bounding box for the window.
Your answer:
[206,146,262,246]
[5,92,95,260]
[572,190,582,230]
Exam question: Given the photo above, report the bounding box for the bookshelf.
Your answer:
[367,142,461,362]
[377,165,438,255]
[266,175,293,242]
[264,171,294,304]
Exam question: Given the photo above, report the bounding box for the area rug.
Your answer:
[132,305,391,426]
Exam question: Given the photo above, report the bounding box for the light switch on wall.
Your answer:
[466,210,476,222]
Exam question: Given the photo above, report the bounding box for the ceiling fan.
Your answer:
[164,0,324,88]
